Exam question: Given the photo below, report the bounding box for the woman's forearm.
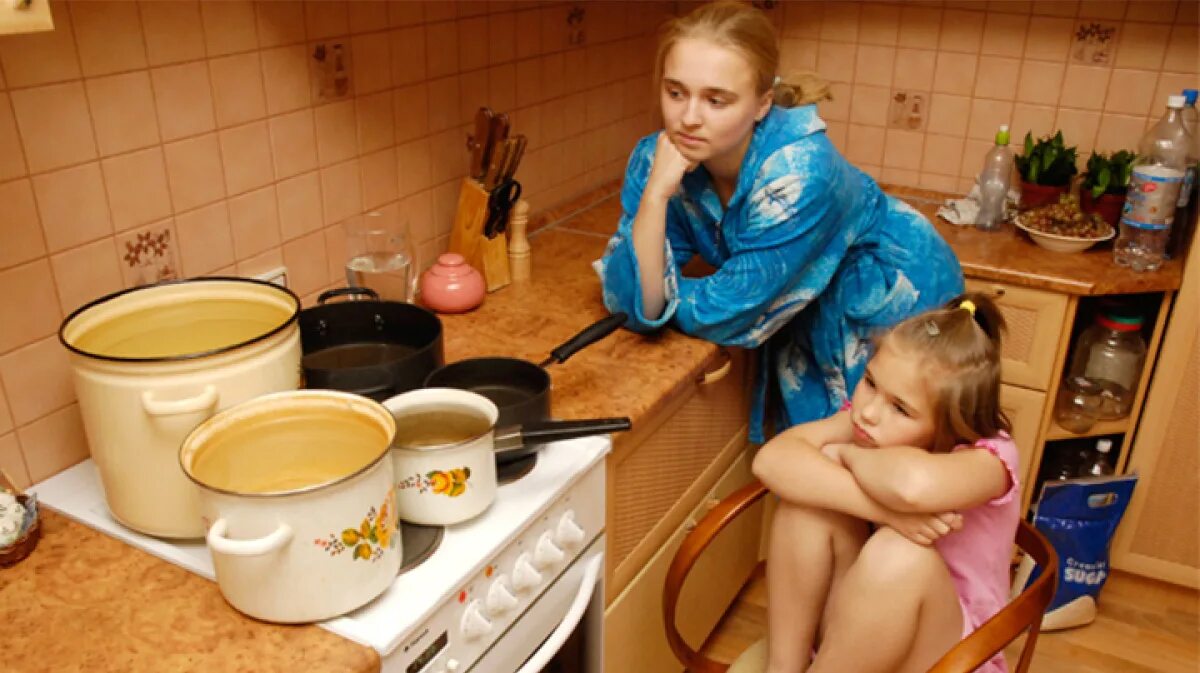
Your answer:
[631,192,669,320]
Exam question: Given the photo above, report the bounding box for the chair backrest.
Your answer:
[662,481,1059,673]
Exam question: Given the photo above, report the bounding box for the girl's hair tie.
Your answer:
[959,300,976,316]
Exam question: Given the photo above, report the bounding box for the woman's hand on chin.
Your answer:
[644,131,697,202]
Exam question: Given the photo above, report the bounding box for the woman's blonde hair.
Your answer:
[882,292,1011,454]
[653,1,831,108]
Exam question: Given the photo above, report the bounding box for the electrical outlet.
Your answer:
[254,266,288,288]
[888,89,929,131]
[312,41,352,103]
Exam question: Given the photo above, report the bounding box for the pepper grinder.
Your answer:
[508,199,531,283]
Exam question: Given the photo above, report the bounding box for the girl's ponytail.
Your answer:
[773,72,832,108]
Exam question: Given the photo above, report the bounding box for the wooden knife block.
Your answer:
[449,177,510,292]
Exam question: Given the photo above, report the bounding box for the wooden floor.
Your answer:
[700,566,1199,672]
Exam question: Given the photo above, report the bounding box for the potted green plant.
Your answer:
[1014,131,1079,210]
[1080,150,1135,228]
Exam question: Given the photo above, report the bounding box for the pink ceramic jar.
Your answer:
[419,253,486,314]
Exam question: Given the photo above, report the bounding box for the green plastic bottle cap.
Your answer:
[995,124,1010,145]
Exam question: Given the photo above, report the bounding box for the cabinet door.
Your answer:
[965,280,1069,391]
[999,383,1043,507]
[603,450,762,673]
[0,0,54,35]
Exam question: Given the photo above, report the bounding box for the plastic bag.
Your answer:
[1012,474,1138,630]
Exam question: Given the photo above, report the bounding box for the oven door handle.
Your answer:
[513,551,604,673]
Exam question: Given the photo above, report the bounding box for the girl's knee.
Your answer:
[774,501,866,538]
[854,527,945,582]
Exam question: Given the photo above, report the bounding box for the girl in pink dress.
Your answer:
[752,292,1020,673]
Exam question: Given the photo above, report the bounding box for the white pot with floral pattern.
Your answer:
[180,390,400,623]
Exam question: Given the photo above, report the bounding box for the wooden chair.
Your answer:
[663,481,1059,673]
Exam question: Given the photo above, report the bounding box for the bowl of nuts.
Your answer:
[1014,194,1115,253]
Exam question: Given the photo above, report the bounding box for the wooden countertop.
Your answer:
[2,182,1185,672]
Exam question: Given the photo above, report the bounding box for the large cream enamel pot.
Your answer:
[58,277,302,539]
[180,390,400,624]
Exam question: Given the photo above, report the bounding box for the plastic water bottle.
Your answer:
[1115,95,1190,271]
[976,124,1013,231]
[1167,88,1199,259]
[1077,439,1115,478]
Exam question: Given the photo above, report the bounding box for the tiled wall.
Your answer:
[775,0,1198,193]
[0,0,664,488]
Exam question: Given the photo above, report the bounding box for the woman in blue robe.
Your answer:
[596,2,963,443]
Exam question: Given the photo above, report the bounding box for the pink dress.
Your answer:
[934,433,1022,673]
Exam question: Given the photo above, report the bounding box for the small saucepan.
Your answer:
[423,312,628,464]
[384,388,630,525]
[299,287,443,402]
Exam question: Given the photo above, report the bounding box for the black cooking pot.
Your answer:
[423,312,627,464]
[300,287,443,401]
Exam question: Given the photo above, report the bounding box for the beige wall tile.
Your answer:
[981,13,1030,57]
[320,159,363,225]
[268,109,318,179]
[210,53,268,128]
[228,185,281,260]
[513,8,542,60]
[880,166,917,187]
[855,45,896,87]
[429,180,458,238]
[858,3,900,47]
[0,434,28,489]
[70,0,148,77]
[1024,16,1074,61]
[10,82,98,173]
[933,53,978,95]
[459,70,488,122]
[1095,113,1148,152]
[357,90,395,154]
[960,138,993,178]
[281,229,329,297]
[849,84,890,126]
[781,38,820,75]
[1153,72,1199,113]
[255,0,306,48]
[782,0,821,40]
[392,26,428,86]
[174,201,234,276]
[458,15,489,72]
[219,121,274,196]
[928,93,972,136]
[1017,60,1066,104]
[1011,102,1060,142]
[18,403,89,483]
[489,63,517,113]
[305,0,350,40]
[429,127,465,185]
[353,32,393,95]
[541,53,565,102]
[894,49,937,91]
[402,188,434,244]
[846,123,886,165]
[276,170,324,240]
[989,2,1033,15]
[825,120,849,152]
[150,62,217,141]
[516,59,542,109]
[397,137,433,197]
[1104,68,1158,115]
[1034,1,1080,18]
[361,147,399,209]
[0,260,61,354]
[85,72,161,157]
[921,134,966,175]
[975,56,1021,99]
[163,133,226,212]
[818,42,857,83]
[1177,0,1199,23]
[1060,65,1112,110]
[1079,1,1128,21]
[883,129,925,169]
[200,1,259,57]
[388,1,423,28]
[0,95,25,182]
[101,147,172,232]
[0,2,81,88]
[261,45,312,115]
[1163,24,1198,74]
[393,84,429,143]
[1055,107,1103,153]
[899,7,942,49]
[138,1,205,67]
[819,82,852,122]
[489,11,516,65]
[821,2,859,43]
[426,22,459,79]
[0,179,44,269]
[539,5,569,55]
[967,97,1015,140]
[920,172,959,192]
[426,75,461,133]
[1116,22,1169,70]
[314,100,358,166]
[348,0,389,33]
[236,247,285,279]
[48,238,122,318]
[32,163,111,253]
[1125,0,1180,23]
[939,9,986,53]
[323,219,349,283]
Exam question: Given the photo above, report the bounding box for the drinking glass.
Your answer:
[344,211,416,302]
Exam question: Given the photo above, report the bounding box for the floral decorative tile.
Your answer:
[1072,22,1118,66]
[115,220,180,288]
[889,90,930,131]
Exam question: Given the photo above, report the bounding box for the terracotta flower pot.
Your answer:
[1019,181,1069,211]
[1080,191,1126,229]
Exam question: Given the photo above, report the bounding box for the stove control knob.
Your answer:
[554,510,586,548]
[534,531,565,569]
[512,553,543,592]
[486,575,519,616]
[444,660,461,672]
[460,600,492,640]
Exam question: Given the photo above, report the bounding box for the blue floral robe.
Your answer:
[595,105,964,442]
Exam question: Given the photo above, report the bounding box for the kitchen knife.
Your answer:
[482,140,510,191]
[499,134,527,184]
[468,107,495,181]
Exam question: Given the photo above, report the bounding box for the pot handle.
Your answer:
[538,312,628,368]
[318,286,380,304]
[206,518,293,557]
[141,385,219,417]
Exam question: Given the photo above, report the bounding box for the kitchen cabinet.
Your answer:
[0,0,54,35]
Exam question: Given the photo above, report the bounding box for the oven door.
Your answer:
[471,535,605,673]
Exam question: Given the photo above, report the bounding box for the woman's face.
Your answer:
[848,339,939,451]
[660,37,772,166]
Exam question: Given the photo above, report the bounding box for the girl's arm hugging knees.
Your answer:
[837,443,1011,514]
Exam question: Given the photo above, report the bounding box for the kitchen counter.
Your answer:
[2,182,1185,672]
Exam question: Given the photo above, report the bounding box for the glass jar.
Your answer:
[1054,376,1104,433]
[1066,307,1147,420]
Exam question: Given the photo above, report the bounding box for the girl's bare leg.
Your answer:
[764,500,869,673]
[807,527,963,673]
